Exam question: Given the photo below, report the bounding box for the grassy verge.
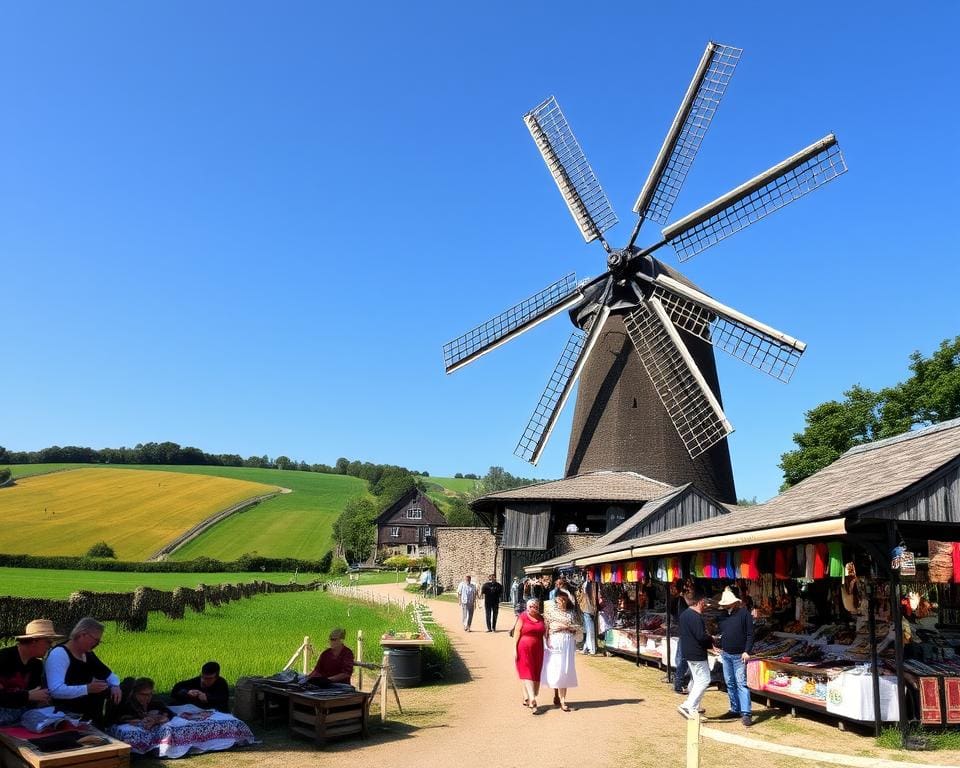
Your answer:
[877,726,960,751]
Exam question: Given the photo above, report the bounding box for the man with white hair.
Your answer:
[456,574,478,631]
[716,587,754,726]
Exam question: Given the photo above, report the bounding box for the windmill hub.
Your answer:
[606,249,628,273]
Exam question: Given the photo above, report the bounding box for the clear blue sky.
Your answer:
[3,3,957,502]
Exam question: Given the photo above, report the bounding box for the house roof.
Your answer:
[546,418,960,568]
[375,488,447,527]
[470,470,676,513]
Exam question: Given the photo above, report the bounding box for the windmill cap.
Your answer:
[17,619,65,641]
[718,588,741,607]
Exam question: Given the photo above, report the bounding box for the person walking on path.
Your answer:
[671,580,691,693]
[513,598,546,714]
[677,590,713,721]
[716,586,754,726]
[480,574,504,632]
[509,576,520,607]
[456,574,478,632]
[541,592,579,711]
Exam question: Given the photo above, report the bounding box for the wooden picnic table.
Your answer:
[250,681,373,747]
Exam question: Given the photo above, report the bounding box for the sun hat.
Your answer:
[718,587,741,607]
[17,619,65,641]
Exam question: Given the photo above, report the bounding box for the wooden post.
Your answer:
[302,635,310,675]
[357,630,365,691]
[685,713,700,768]
[380,651,390,722]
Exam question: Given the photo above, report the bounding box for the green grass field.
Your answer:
[417,476,477,494]
[0,567,405,598]
[2,464,367,560]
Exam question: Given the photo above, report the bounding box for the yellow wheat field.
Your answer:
[0,468,278,560]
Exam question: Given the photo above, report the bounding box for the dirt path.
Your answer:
[140,582,960,768]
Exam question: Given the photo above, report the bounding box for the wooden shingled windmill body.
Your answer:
[443,43,847,503]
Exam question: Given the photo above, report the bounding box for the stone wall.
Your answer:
[551,533,601,554]
[436,527,499,591]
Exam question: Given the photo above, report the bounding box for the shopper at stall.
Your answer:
[46,616,122,725]
[0,619,62,725]
[671,582,691,694]
[577,581,597,655]
[716,587,754,726]
[677,590,713,721]
[456,574,478,632]
[513,598,546,714]
[541,592,579,711]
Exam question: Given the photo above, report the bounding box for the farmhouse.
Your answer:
[375,488,448,559]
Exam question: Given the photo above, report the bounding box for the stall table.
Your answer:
[251,682,372,746]
[0,725,129,768]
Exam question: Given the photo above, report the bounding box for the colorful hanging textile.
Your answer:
[774,547,790,580]
[742,548,760,579]
[672,557,682,579]
[827,542,844,577]
[612,563,624,583]
[725,550,735,579]
[735,549,746,578]
[702,551,715,579]
[804,543,815,580]
[601,563,612,583]
[655,559,666,581]
[813,543,828,579]
[954,543,960,583]
[624,561,637,582]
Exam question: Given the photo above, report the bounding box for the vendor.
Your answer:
[307,628,354,686]
[45,617,122,725]
[0,619,62,725]
[172,661,230,712]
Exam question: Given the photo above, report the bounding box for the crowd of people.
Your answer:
[0,616,255,757]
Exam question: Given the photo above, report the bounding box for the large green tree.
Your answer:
[780,336,960,489]
[332,496,379,563]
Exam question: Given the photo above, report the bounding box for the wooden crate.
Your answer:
[286,691,371,746]
[0,727,130,768]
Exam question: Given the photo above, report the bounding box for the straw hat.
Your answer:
[17,619,65,641]
[718,587,741,608]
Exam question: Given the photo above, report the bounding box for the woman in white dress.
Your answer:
[541,592,579,711]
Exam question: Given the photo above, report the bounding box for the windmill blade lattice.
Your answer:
[634,42,741,225]
[652,276,806,383]
[524,97,619,244]
[663,135,847,262]
[624,300,733,459]
[515,329,588,463]
[443,272,581,373]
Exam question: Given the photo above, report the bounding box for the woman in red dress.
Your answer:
[513,598,546,714]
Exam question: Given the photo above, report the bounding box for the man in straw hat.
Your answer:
[0,619,63,725]
[716,587,754,727]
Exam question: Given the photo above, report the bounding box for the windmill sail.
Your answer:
[524,97,619,244]
[652,274,805,382]
[515,307,611,464]
[634,42,741,225]
[663,135,847,261]
[443,273,582,373]
[624,299,733,459]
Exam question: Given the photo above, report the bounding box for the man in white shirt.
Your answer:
[456,574,478,632]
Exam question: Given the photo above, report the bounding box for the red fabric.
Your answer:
[309,646,354,681]
[0,725,81,740]
[741,548,760,579]
[774,548,789,580]
[954,543,960,583]
[919,677,943,725]
[813,543,829,579]
[945,677,960,724]
[514,611,545,681]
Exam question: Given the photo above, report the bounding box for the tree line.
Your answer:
[780,335,960,489]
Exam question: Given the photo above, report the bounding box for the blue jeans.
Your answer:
[720,652,751,715]
[673,641,689,692]
[581,612,596,654]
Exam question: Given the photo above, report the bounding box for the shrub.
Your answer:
[383,555,414,570]
[0,468,10,485]
[318,551,333,573]
[329,558,348,576]
[86,542,116,559]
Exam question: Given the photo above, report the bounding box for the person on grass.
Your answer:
[172,661,230,712]
[46,617,122,726]
[0,619,62,725]
[677,591,713,721]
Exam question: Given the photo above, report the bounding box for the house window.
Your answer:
[424,526,432,537]
[390,527,400,537]
[407,508,422,520]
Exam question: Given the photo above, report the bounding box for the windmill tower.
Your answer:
[443,43,847,502]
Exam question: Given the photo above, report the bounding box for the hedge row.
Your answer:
[0,553,329,574]
[0,580,318,639]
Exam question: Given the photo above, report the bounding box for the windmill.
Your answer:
[442,43,847,502]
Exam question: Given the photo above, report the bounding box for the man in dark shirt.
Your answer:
[171,661,230,712]
[677,590,713,720]
[670,581,691,694]
[717,587,755,726]
[480,575,504,632]
[0,619,61,725]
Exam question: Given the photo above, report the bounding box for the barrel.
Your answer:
[233,676,257,721]
[386,647,422,688]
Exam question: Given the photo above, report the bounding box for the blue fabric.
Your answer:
[581,611,596,654]
[720,651,751,715]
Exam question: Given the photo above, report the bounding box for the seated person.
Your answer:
[116,678,173,727]
[46,616,122,725]
[0,619,62,725]
[171,661,229,712]
[307,628,354,686]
